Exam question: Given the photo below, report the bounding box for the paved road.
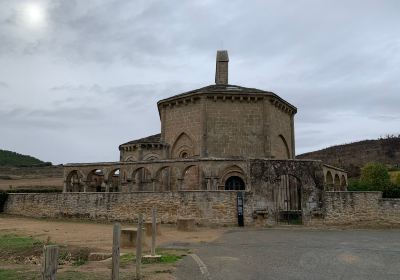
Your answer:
[174,228,400,280]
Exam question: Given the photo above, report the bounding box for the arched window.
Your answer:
[225,176,245,191]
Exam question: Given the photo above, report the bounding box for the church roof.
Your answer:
[120,133,161,146]
[157,84,297,112]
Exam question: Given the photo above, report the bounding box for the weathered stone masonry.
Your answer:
[324,191,400,225]
[4,191,243,225]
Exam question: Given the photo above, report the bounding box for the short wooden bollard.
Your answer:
[112,223,121,280]
[144,221,161,236]
[143,207,162,263]
[42,245,59,280]
[121,228,144,248]
[136,213,143,279]
[151,207,156,256]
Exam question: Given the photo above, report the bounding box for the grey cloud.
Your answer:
[0,0,399,162]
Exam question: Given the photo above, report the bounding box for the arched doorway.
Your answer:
[225,176,245,191]
[66,170,83,192]
[273,174,302,224]
[334,174,340,191]
[325,171,334,191]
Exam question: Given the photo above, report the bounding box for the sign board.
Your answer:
[237,192,244,227]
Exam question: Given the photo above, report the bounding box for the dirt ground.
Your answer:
[0,215,226,279]
[0,215,225,252]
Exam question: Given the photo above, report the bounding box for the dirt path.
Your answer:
[0,215,226,252]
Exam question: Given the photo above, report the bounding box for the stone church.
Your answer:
[63,51,347,225]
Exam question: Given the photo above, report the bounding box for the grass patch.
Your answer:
[119,249,187,267]
[0,269,40,280]
[154,253,183,264]
[0,269,105,280]
[0,233,43,252]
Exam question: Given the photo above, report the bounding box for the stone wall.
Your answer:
[270,104,293,159]
[4,191,245,226]
[206,98,265,158]
[324,191,400,225]
[163,99,202,158]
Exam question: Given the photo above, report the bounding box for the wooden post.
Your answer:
[112,223,121,280]
[42,245,59,280]
[136,213,143,279]
[151,207,157,256]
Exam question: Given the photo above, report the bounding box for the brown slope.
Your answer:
[296,137,400,178]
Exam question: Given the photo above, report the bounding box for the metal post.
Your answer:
[111,223,121,280]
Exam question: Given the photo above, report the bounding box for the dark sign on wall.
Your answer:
[237,191,244,227]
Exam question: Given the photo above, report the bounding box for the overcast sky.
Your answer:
[0,0,399,164]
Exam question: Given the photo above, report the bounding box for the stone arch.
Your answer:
[65,170,84,192]
[171,132,194,159]
[132,167,152,191]
[181,165,201,190]
[107,168,120,192]
[86,169,105,192]
[143,153,160,161]
[154,166,176,191]
[219,165,246,190]
[325,171,334,191]
[340,175,347,191]
[334,174,341,191]
[276,134,291,159]
[125,156,136,162]
[225,176,245,191]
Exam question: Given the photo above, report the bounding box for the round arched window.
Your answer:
[180,151,189,159]
[225,176,245,191]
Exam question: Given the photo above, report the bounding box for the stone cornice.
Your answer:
[119,142,166,152]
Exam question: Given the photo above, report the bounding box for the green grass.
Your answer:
[0,234,43,251]
[0,269,40,280]
[0,269,106,280]
[119,249,186,267]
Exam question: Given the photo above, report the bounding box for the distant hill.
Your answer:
[297,136,400,178]
[0,149,51,167]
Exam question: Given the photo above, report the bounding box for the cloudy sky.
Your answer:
[0,0,399,164]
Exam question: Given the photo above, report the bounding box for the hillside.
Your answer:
[0,149,50,167]
[297,136,400,178]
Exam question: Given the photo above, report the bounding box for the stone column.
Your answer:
[63,181,67,193]
[138,145,144,161]
[177,178,183,191]
[206,178,211,190]
[152,179,156,192]
[212,178,219,190]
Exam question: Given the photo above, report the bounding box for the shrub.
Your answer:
[360,162,391,191]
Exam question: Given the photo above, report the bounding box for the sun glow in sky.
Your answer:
[23,2,46,28]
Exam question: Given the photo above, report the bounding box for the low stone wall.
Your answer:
[4,191,243,226]
[324,191,400,225]
[379,198,400,223]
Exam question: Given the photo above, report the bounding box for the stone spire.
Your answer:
[215,50,229,85]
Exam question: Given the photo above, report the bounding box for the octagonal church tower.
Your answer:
[120,50,296,161]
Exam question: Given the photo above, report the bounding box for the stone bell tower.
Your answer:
[215,50,229,85]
